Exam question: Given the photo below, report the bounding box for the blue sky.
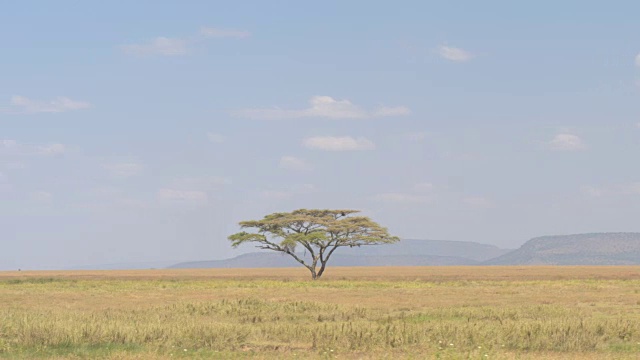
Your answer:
[2,1,640,270]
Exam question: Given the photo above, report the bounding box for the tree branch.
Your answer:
[228,209,399,280]
[284,249,314,272]
[258,240,314,273]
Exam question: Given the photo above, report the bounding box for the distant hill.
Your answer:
[484,233,640,265]
[169,252,480,268]
[336,239,510,262]
[66,261,178,270]
[169,239,511,269]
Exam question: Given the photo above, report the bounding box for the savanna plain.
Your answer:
[1,266,640,359]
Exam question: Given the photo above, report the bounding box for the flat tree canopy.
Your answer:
[228,209,399,279]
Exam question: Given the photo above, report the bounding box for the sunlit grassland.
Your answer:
[1,266,640,359]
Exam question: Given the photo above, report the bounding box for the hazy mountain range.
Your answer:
[63,233,640,270]
[484,233,640,265]
[168,239,511,269]
[170,233,640,269]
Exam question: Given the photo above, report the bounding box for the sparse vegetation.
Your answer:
[229,209,399,279]
[1,267,640,359]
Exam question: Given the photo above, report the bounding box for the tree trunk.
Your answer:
[316,244,340,279]
[316,261,328,279]
[309,257,322,280]
[309,258,319,280]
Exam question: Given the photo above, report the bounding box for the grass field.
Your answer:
[1,266,640,359]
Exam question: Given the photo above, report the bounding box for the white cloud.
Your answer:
[87,186,122,199]
[233,96,410,120]
[1,140,18,149]
[463,196,494,208]
[635,53,640,67]
[1,140,66,156]
[260,190,293,200]
[627,183,640,194]
[200,27,250,39]
[115,198,148,209]
[207,132,225,143]
[170,176,231,190]
[0,172,9,193]
[121,37,188,56]
[548,133,586,151]
[581,183,640,198]
[260,184,316,200]
[29,191,53,203]
[279,156,312,171]
[303,136,375,151]
[438,45,474,62]
[36,143,66,156]
[372,106,412,117]
[103,162,143,179]
[157,175,230,204]
[413,182,435,192]
[374,182,435,203]
[74,187,150,210]
[158,189,208,202]
[581,185,604,198]
[406,132,428,142]
[4,161,26,170]
[8,96,90,114]
[293,183,316,193]
[373,193,430,204]
[121,27,249,57]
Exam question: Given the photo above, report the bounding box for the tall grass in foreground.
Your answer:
[1,299,638,353]
[0,275,639,359]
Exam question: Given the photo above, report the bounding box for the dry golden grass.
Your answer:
[1,266,640,359]
[3,265,640,281]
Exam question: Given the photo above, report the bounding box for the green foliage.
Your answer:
[228,209,399,279]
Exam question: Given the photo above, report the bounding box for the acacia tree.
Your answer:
[228,209,399,280]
